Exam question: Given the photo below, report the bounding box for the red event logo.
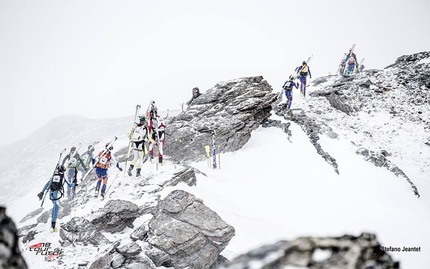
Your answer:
[28,242,63,261]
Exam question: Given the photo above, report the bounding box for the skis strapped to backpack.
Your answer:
[296,54,313,78]
[81,137,117,181]
[40,148,67,207]
[342,43,355,75]
[40,144,81,207]
[337,53,347,75]
[124,104,141,175]
[356,58,365,73]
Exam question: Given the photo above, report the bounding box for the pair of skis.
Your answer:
[40,144,82,207]
[203,130,220,169]
[124,104,142,175]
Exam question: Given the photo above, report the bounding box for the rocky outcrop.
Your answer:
[273,104,340,174]
[165,76,278,163]
[146,190,235,269]
[305,51,430,195]
[220,233,399,269]
[88,199,141,233]
[356,147,420,197]
[59,217,110,246]
[0,206,28,269]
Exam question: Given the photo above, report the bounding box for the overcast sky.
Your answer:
[1,0,429,147]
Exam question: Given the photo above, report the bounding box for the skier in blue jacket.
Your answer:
[282,75,299,110]
[343,49,359,74]
[295,61,312,97]
[37,165,74,232]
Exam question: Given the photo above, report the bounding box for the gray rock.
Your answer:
[59,216,110,246]
[130,222,149,241]
[356,147,420,197]
[117,242,142,257]
[165,76,278,163]
[0,206,28,269]
[89,199,141,233]
[146,190,235,269]
[220,233,399,269]
[111,252,125,268]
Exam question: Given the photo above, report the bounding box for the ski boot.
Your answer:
[158,156,163,165]
[50,222,57,233]
[94,186,99,197]
[136,168,141,177]
[127,164,134,177]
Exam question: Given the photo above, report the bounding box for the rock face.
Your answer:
[146,190,235,269]
[272,51,430,196]
[220,233,399,269]
[165,76,278,163]
[0,206,28,269]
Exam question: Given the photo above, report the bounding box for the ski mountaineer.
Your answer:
[93,143,123,200]
[148,105,167,165]
[37,165,74,232]
[80,145,95,173]
[186,87,201,106]
[282,76,299,110]
[295,61,312,97]
[61,146,86,200]
[343,48,359,75]
[127,115,148,177]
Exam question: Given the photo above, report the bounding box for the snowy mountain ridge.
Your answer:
[2,51,430,268]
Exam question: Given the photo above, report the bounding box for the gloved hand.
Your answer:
[37,192,44,201]
[118,167,123,172]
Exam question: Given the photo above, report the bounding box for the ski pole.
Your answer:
[105,172,120,197]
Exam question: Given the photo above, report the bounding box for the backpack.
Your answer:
[131,125,147,142]
[50,172,64,191]
[96,151,111,169]
[283,81,294,91]
[300,65,309,76]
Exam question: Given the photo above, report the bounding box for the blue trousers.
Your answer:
[285,90,293,109]
[299,76,307,96]
[50,191,60,223]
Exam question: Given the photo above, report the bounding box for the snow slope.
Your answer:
[4,86,430,268]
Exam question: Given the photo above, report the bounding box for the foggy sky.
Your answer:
[1,0,429,147]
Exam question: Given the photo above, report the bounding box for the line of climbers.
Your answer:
[281,45,364,110]
[36,100,174,232]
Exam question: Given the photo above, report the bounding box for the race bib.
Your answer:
[52,175,61,183]
[99,156,108,165]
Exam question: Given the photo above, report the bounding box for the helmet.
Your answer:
[302,61,307,65]
[139,115,146,123]
[192,87,200,94]
[70,146,76,152]
[105,143,113,150]
[56,165,66,173]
